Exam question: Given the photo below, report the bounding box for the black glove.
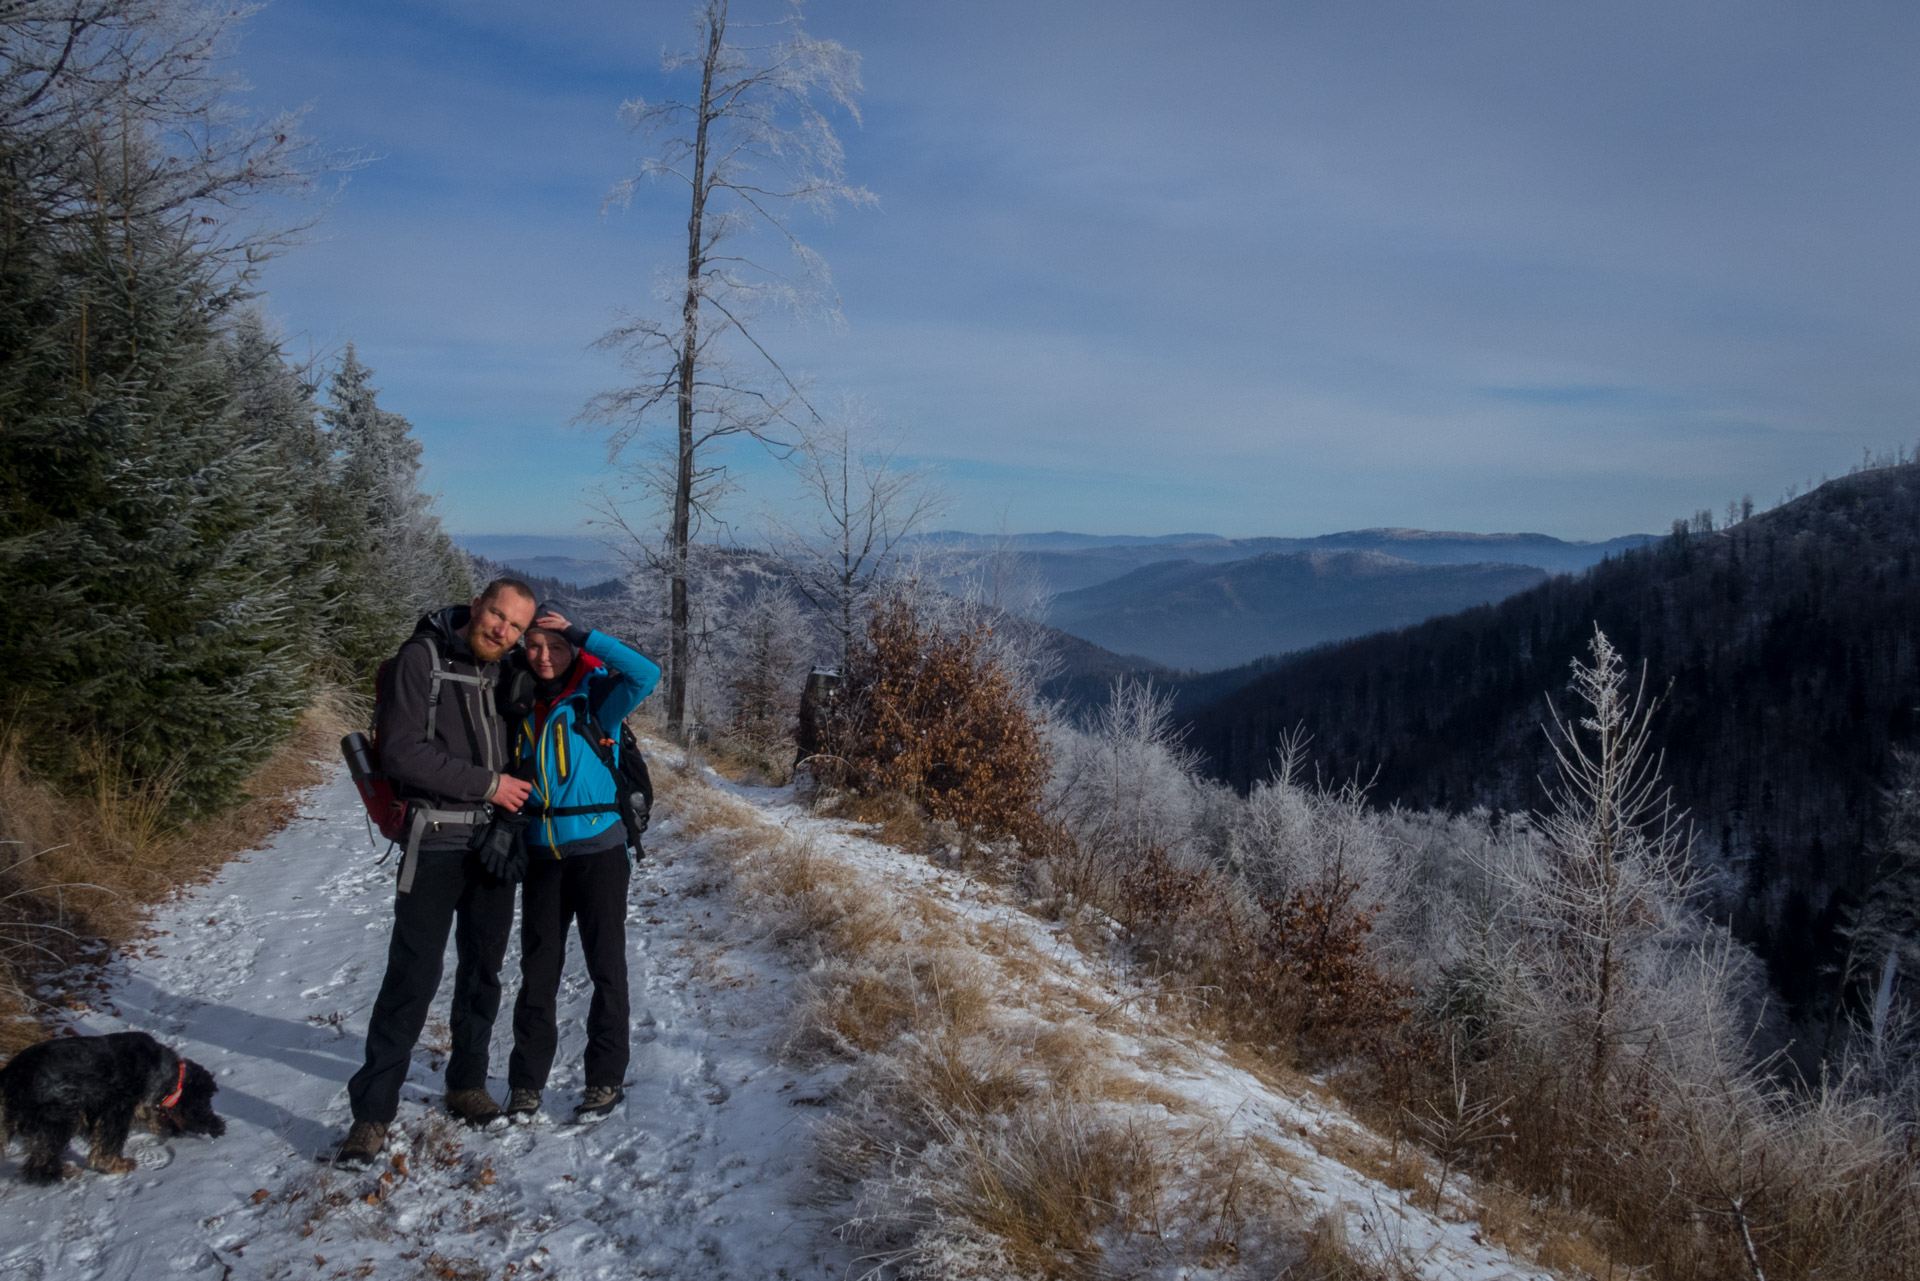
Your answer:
[473,812,529,884]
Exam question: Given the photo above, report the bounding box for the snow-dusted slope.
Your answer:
[716,779,1555,1281]
[0,768,852,1280]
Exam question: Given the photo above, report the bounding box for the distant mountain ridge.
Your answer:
[918,530,1229,550]
[929,527,1655,601]
[1252,528,1657,572]
[453,536,623,587]
[458,524,1655,677]
[1049,550,1549,671]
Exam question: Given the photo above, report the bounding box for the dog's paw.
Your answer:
[89,1153,138,1176]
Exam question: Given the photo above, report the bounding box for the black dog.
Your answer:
[0,1031,224,1182]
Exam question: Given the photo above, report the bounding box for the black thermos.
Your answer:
[341,732,379,788]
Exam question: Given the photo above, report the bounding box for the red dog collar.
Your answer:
[160,1060,186,1109]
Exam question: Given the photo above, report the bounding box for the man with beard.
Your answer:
[333,579,538,1168]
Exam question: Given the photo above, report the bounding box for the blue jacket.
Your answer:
[517,629,660,857]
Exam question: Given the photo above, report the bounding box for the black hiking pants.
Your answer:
[348,848,516,1123]
[508,848,631,1092]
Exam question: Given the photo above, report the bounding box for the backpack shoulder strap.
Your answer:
[569,701,649,854]
[414,634,446,741]
[572,696,621,776]
[409,632,492,741]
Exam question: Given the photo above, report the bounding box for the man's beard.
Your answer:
[469,632,513,662]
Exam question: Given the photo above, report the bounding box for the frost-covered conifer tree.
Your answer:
[1493,627,1705,1094]
[220,311,338,666]
[0,166,312,807]
[723,585,815,769]
[0,2,451,811]
[323,346,471,678]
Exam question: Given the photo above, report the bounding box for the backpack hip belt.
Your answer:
[391,810,491,891]
[397,805,493,893]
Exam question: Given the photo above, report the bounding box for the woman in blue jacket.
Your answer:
[505,606,660,1121]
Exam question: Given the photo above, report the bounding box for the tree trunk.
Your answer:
[666,0,725,738]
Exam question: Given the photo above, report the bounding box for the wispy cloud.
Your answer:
[233,0,1920,540]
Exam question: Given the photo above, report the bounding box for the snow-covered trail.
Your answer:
[0,767,852,1281]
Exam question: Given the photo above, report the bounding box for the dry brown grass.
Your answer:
[685,759,1542,1279]
[919,1099,1162,1279]
[1304,1121,1426,1201]
[649,760,765,840]
[1461,1183,1610,1276]
[1096,1069,1199,1116]
[701,734,796,787]
[814,787,928,852]
[1339,1037,1920,1281]
[1277,1207,1425,1281]
[668,757,1316,1279]
[0,687,356,1052]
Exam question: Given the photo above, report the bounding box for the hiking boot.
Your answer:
[506,1088,542,1120]
[332,1120,388,1169]
[574,1085,624,1119]
[444,1087,505,1128]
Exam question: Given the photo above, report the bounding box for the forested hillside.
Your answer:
[1184,461,1920,1015]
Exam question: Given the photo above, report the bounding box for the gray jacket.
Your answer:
[376,606,510,853]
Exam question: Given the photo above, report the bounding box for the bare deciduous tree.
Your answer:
[586,0,873,735]
[765,406,947,664]
[1,0,333,266]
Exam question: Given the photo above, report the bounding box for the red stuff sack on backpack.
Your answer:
[342,729,408,842]
[339,652,412,843]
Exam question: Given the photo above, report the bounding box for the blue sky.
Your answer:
[233,0,1920,541]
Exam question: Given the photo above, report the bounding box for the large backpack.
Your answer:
[342,632,492,844]
[530,697,653,856]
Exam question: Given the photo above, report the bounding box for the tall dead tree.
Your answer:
[586,0,872,736]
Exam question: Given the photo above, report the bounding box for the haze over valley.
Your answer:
[461,523,1656,674]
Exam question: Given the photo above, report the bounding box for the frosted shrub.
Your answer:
[1044,681,1206,878]
[1234,768,1405,915]
[1371,806,1527,993]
